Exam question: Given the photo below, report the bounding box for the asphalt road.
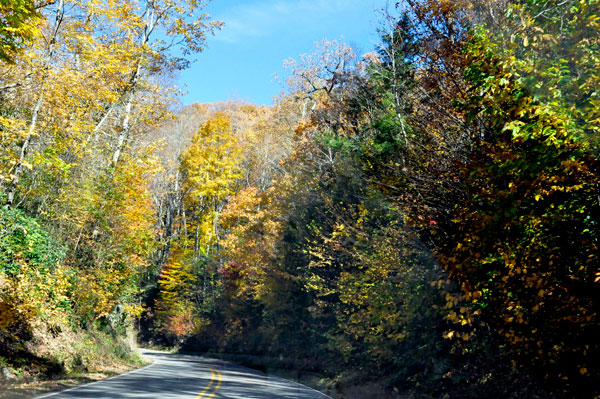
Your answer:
[36,350,331,399]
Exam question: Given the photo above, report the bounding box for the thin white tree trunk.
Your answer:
[109,0,155,166]
[6,0,64,207]
[112,91,134,165]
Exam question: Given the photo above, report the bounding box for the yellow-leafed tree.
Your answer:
[180,112,243,257]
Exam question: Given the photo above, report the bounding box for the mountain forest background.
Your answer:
[1,0,599,398]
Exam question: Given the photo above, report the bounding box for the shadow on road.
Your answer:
[38,350,330,399]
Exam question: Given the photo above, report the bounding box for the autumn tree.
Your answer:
[0,0,222,343]
[433,22,600,387]
[180,112,242,257]
[494,0,600,147]
[154,112,244,339]
[357,0,600,391]
[0,207,70,351]
[0,0,41,63]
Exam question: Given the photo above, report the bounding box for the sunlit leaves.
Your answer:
[434,16,600,386]
[0,0,40,63]
[0,207,70,335]
[494,0,600,147]
[181,113,242,205]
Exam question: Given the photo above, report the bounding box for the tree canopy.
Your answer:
[2,1,599,397]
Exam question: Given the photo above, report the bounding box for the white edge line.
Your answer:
[35,360,157,399]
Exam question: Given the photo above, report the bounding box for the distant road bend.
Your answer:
[36,350,331,399]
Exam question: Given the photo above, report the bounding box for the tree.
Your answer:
[0,0,225,341]
[219,186,281,299]
[0,0,41,63]
[180,112,243,258]
[0,207,69,342]
[434,24,600,386]
[496,0,600,147]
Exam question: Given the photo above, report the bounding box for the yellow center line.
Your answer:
[205,368,222,399]
[195,366,216,399]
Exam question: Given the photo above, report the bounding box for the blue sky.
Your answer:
[178,0,390,106]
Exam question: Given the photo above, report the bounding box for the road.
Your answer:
[36,350,331,399]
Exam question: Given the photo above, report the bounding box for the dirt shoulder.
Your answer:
[0,358,150,399]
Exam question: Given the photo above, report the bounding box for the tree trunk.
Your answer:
[109,0,155,167]
[5,0,64,207]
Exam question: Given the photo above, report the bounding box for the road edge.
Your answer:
[34,357,156,399]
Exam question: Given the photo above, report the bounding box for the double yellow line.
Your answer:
[195,365,222,398]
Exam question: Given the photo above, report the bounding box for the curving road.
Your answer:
[36,350,331,399]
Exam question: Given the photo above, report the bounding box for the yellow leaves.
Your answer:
[0,261,71,330]
[182,113,243,203]
[0,0,42,63]
[177,113,246,256]
[22,159,33,170]
[443,328,473,341]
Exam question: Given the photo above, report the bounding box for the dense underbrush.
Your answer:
[0,207,143,395]
[0,326,143,399]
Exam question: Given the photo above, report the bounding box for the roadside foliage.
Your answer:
[1,0,599,397]
[0,0,221,374]
[150,1,600,396]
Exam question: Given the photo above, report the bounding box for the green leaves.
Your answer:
[0,206,64,275]
[0,0,40,63]
[0,205,70,332]
[499,0,600,147]
[433,7,600,386]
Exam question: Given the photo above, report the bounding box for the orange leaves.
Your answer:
[294,119,316,137]
[155,246,204,339]
[164,308,202,338]
[219,186,280,299]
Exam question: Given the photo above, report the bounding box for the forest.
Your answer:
[1,0,599,398]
